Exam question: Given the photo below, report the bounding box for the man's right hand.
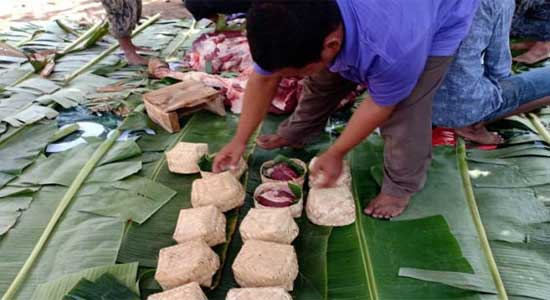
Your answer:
[213,140,247,173]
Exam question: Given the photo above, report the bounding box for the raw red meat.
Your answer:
[186,31,252,74]
[256,189,296,207]
[183,31,303,114]
[151,31,361,115]
[265,163,299,181]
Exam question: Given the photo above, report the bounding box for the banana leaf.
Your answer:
[205,115,333,299]
[0,186,124,300]
[0,186,39,198]
[36,74,118,109]
[398,268,496,294]
[13,142,143,186]
[0,122,57,188]
[0,137,175,299]
[320,137,489,300]
[63,274,140,300]
[5,77,60,95]
[32,262,139,300]
[0,196,32,236]
[0,67,34,89]
[117,112,256,287]
[466,144,550,300]
[76,176,177,224]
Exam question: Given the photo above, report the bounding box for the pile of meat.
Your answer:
[183,31,303,114]
[148,30,363,115]
[263,162,300,181]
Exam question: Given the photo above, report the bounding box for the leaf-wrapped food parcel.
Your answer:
[191,171,245,212]
[155,240,220,289]
[239,208,299,245]
[166,142,209,174]
[172,205,226,246]
[147,282,207,300]
[232,240,298,291]
[226,287,292,300]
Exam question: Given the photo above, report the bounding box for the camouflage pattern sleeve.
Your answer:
[512,0,550,40]
[100,0,142,39]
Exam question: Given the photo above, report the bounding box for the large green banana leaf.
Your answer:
[0,139,176,299]
[31,263,139,300]
[117,112,247,267]
[117,113,492,300]
[3,112,550,300]
[2,16,550,300]
[467,144,550,300]
[0,122,56,189]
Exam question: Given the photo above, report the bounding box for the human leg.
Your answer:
[364,56,454,219]
[511,1,550,63]
[482,66,550,122]
[100,0,146,65]
[257,68,356,149]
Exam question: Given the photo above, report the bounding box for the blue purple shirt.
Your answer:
[255,0,480,106]
[330,0,480,106]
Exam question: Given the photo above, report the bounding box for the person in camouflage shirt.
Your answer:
[511,0,550,63]
[99,0,251,64]
[100,0,146,65]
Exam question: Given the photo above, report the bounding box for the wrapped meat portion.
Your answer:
[166,142,209,174]
[306,185,356,227]
[198,153,247,179]
[155,240,220,289]
[239,208,299,244]
[147,282,207,300]
[254,182,303,218]
[226,287,293,300]
[308,157,351,188]
[173,205,226,246]
[232,240,298,291]
[306,157,356,226]
[191,171,245,212]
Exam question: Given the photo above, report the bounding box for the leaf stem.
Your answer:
[59,20,106,55]
[527,113,550,144]
[350,148,379,300]
[2,128,122,300]
[54,19,80,37]
[10,70,34,87]
[49,123,79,142]
[457,139,508,300]
[63,14,160,85]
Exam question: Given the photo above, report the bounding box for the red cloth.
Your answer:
[431,127,498,150]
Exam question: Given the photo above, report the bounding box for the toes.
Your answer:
[363,201,375,215]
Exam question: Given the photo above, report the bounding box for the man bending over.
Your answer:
[213,0,479,219]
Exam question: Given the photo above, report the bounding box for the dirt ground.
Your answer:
[0,0,191,29]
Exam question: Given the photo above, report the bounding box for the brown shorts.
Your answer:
[277,56,454,197]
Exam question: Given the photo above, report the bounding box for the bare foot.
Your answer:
[511,40,536,51]
[513,41,550,64]
[455,124,504,145]
[364,192,410,219]
[124,51,148,65]
[256,134,302,150]
[118,37,148,65]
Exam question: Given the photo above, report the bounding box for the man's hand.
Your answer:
[310,149,344,188]
[213,140,246,173]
